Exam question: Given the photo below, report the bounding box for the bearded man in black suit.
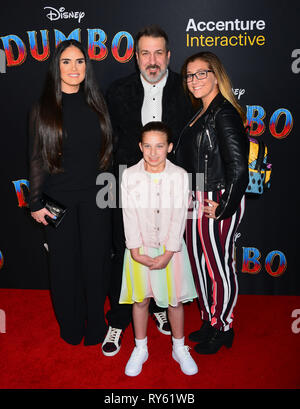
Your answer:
[102,24,193,357]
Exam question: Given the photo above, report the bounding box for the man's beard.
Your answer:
[140,65,168,84]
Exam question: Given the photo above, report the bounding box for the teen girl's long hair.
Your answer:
[181,51,247,126]
[35,39,112,173]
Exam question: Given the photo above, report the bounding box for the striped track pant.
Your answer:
[186,191,245,331]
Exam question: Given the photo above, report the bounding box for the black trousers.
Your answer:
[45,188,112,345]
[106,205,165,331]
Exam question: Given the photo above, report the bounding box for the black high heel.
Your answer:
[194,328,234,354]
[188,321,213,343]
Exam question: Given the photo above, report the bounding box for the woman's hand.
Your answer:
[203,199,219,219]
[31,208,56,226]
[149,250,174,270]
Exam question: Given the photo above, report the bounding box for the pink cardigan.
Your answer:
[121,159,189,252]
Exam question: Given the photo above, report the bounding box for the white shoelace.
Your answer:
[155,312,168,324]
[175,345,192,360]
[106,327,122,344]
[130,347,147,362]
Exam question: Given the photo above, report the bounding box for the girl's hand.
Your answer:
[149,250,174,270]
[31,208,56,226]
[203,199,219,219]
[130,248,155,268]
[138,255,156,268]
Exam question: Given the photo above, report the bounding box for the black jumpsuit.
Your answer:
[29,90,112,345]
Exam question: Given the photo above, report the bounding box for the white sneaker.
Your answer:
[172,345,198,375]
[125,346,149,377]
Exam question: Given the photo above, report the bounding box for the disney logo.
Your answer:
[232,88,246,100]
[44,6,85,23]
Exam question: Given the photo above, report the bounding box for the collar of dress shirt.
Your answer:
[140,69,168,92]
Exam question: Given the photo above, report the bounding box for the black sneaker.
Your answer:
[189,321,213,343]
[152,311,171,335]
[101,326,123,356]
[194,327,234,355]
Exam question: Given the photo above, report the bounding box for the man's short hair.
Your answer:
[135,25,169,52]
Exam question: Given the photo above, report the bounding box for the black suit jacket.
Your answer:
[105,70,193,171]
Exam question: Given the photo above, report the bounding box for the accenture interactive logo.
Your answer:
[185,18,266,48]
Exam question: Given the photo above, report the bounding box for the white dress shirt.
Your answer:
[140,70,168,125]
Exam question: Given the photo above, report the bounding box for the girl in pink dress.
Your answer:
[119,121,198,377]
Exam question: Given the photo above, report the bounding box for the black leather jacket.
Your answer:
[175,93,249,220]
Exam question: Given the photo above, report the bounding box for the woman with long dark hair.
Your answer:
[175,51,249,354]
[29,39,113,346]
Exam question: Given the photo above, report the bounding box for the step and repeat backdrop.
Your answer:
[0,0,298,294]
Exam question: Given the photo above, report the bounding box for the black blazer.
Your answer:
[105,70,193,171]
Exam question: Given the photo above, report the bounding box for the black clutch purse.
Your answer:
[42,193,68,228]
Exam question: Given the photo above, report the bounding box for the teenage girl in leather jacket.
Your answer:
[175,51,249,354]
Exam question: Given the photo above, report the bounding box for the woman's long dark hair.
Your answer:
[36,39,112,173]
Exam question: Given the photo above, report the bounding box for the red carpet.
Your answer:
[0,289,299,389]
